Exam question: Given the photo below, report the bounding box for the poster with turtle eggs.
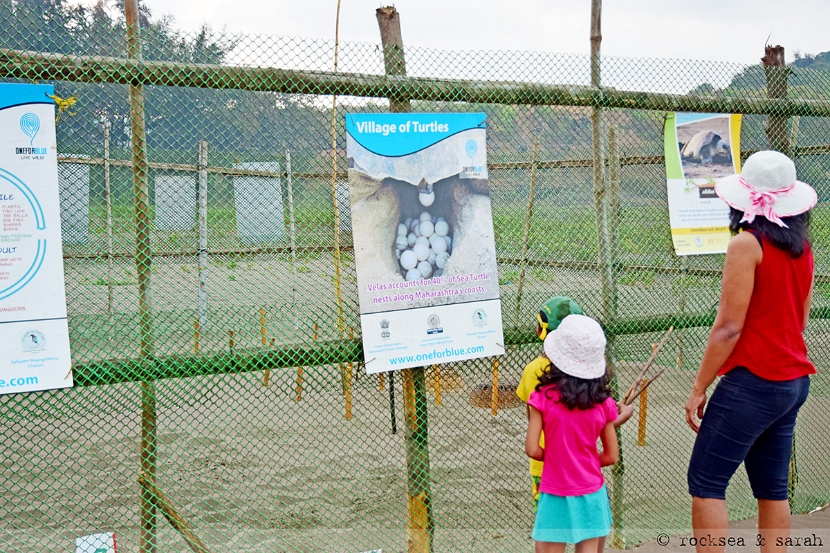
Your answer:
[346,112,504,374]
[664,112,742,255]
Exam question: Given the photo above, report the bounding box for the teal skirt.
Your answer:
[532,484,612,544]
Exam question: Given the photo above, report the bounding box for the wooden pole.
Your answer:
[591,2,623,546]
[513,138,539,327]
[103,119,114,330]
[762,44,799,506]
[125,2,156,552]
[286,149,298,332]
[198,141,208,330]
[377,7,431,551]
[401,367,433,553]
[138,474,214,553]
[762,45,789,154]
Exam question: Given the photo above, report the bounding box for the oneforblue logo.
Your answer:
[20,113,40,146]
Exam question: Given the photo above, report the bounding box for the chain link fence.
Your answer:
[2,3,830,552]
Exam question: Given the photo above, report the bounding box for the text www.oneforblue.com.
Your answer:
[389,346,485,365]
[0,376,39,388]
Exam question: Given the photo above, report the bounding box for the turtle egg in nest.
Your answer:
[396,210,452,280]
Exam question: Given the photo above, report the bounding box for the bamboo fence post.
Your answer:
[763,44,800,507]
[513,138,539,327]
[590,2,624,547]
[377,6,432,551]
[330,0,348,397]
[762,45,789,154]
[401,367,434,553]
[198,141,208,331]
[103,119,114,330]
[138,474,214,553]
[125,2,156,551]
[286,149,298,332]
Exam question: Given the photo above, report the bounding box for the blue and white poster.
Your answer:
[0,83,72,394]
[346,113,504,373]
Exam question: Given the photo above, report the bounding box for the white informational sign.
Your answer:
[0,83,73,394]
[346,113,504,373]
[234,162,285,243]
[155,174,195,231]
[58,156,90,244]
[664,112,742,255]
[75,532,117,553]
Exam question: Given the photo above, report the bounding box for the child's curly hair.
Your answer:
[535,361,611,410]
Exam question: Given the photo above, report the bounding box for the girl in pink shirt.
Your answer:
[525,314,619,553]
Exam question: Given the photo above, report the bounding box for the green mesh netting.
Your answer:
[2,3,829,552]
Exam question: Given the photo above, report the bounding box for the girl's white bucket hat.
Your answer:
[714,150,817,227]
[543,314,607,380]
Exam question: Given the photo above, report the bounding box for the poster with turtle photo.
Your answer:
[664,112,742,255]
[346,112,504,374]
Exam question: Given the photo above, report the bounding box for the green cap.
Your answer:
[537,296,584,340]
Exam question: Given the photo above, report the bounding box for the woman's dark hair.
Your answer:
[729,207,810,258]
[535,362,611,410]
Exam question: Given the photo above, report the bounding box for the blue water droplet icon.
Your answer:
[20,113,40,146]
[465,139,478,164]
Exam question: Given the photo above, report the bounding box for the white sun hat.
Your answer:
[543,314,607,380]
[714,150,817,228]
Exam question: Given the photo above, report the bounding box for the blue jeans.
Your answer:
[688,367,810,501]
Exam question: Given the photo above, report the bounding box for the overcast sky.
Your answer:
[134,0,829,65]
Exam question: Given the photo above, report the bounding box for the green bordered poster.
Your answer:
[0,83,73,395]
[664,112,741,255]
[346,113,504,374]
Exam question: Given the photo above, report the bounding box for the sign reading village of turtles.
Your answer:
[346,113,504,373]
[0,83,73,395]
[664,112,742,255]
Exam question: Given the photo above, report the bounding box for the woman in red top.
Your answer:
[685,150,817,553]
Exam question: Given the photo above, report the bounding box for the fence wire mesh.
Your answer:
[2,3,830,553]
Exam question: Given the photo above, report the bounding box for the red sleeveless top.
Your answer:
[720,234,815,381]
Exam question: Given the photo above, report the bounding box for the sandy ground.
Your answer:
[7,235,829,552]
[633,506,830,553]
[3,350,828,553]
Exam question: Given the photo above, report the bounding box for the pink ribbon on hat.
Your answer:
[738,175,795,228]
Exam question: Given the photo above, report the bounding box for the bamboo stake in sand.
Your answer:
[297,323,318,402]
[261,308,271,387]
[345,326,354,420]
[433,365,441,406]
[193,319,199,353]
[491,358,500,417]
[138,473,213,553]
[637,382,649,446]
[623,327,673,405]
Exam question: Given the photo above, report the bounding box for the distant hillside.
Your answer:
[792,50,830,70]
